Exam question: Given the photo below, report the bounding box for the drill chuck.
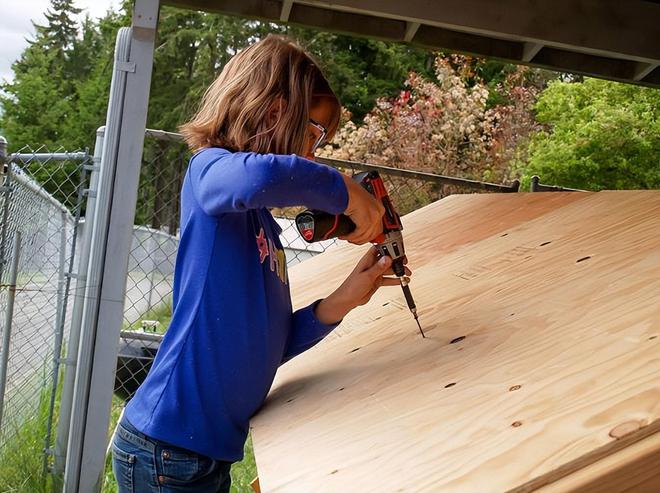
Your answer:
[295,171,425,337]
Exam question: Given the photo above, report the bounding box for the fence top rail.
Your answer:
[6,164,74,218]
[7,151,91,163]
[145,128,185,142]
[140,128,519,193]
[318,157,520,193]
[530,175,586,193]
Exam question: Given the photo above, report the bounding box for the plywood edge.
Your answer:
[510,419,660,493]
[535,429,660,493]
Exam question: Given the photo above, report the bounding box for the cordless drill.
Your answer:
[295,171,425,338]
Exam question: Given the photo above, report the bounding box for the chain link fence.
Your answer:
[0,130,521,489]
[0,140,93,488]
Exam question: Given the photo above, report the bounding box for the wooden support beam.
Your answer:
[533,47,637,82]
[404,22,420,42]
[522,42,544,62]
[162,0,660,87]
[279,0,293,22]
[294,0,660,63]
[413,24,522,60]
[633,62,660,82]
[165,0,282,22]
[288,4,405,41]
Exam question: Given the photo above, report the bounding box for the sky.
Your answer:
[0,0,122,83]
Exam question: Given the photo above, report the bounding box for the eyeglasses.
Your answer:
[308,119,327,155]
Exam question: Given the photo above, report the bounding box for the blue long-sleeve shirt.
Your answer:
[124,147,348,461]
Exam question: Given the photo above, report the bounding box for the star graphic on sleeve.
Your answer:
[256,227,269,263]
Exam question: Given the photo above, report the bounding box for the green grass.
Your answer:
[0,298,258,492]
[0,379,58,492]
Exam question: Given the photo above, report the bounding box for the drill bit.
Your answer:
[399,277,425,338]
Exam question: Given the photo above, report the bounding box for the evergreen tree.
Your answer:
[0,0,84,148]
[37,0,82,53]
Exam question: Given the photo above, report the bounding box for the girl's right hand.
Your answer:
[339,174,385,245]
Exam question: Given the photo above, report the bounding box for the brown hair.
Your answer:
[180,35,340,154]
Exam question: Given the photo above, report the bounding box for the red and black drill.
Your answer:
[295,171,425,338]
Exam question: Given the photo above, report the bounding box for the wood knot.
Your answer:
[509,385,521,392]
[609,420,646,439]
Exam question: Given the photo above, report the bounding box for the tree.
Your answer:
[0,0,84,148]
[518,78,660,190]
[321,55,546,183]
[289,30,436,121]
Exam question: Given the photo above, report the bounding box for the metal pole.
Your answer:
[55,129,103,476]
[0,137,12,285]
[146,233,157,312]
[8,152,89,162]
[43,209,68,477]
[530,175,540,192]
[318,156,520,193]
[65,0,160,489]
[0,232,21,431]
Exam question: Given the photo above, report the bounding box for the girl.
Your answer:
[112,35,407,492]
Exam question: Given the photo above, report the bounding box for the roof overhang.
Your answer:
[163,0,660,88]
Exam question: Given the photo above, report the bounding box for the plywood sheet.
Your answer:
[251,191,660,492]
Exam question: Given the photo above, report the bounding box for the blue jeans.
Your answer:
[112,417,232,493]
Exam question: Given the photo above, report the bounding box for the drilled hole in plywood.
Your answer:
[450,336,466,344]
[576,256,591,263]
[540,241,552,246]
[444,382,456,388]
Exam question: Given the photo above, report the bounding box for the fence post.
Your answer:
[54,128,103,476]
[64,0,160,489]
[146,233,158,312]
[530,175,540,192]
[0,232,21,431]
[42,207,69,477]
[0,137,6,170]
[0,137,10,285]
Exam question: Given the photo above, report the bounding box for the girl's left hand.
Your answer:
[315,248,412,325]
